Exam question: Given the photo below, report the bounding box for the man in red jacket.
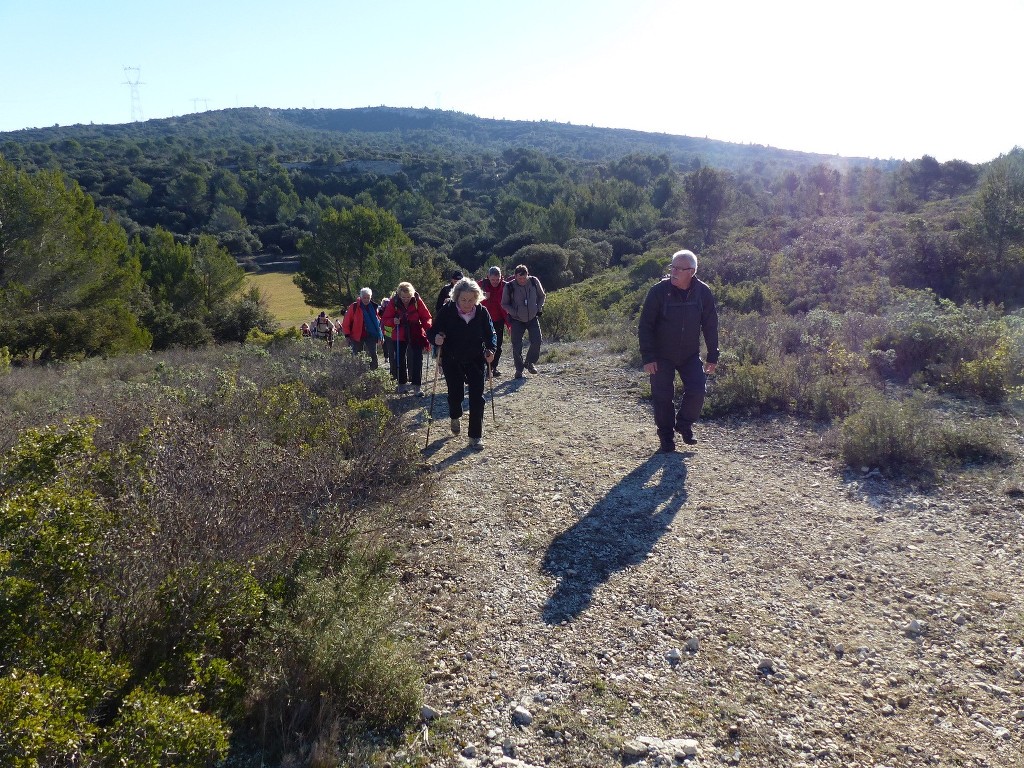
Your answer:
[341,287,383,368]
[478,266,507,377]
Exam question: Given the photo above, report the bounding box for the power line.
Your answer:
[122,66,144,122]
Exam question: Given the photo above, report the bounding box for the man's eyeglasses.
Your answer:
[670,265,695,273]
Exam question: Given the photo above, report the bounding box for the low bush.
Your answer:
[840,394,936,473]
[542,292,591,341]
[839,394,1011,474]
[247,545,422,761]
[0,338,428,764]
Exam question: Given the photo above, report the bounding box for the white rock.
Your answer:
[667,647,683,662]
[679,738,699,756]
[512,705,533,726]
[420,704,440,721]
[905,619,926,636]
[622,740,649,758]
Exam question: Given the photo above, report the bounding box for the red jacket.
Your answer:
[478,278,507,326]
[341,299,380,342]
[381,293,432,349]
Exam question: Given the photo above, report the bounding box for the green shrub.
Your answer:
[1,342,431,763]
[0,420,111,664]
[703,360,776,416]
[867,292,1003,387]
[840,395,935,472]
[99,689,230,768]
[934,417,1012,465]
[542,292,591,341]
[941,338,1014,403]
[249,546,422,756]
[0,668,95,768]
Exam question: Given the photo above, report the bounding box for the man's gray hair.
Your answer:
[488,266,502,276]
[670,249,698,271]
[359,287,372,298]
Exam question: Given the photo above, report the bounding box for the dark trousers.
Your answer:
[443,358,487,439]
[650,354,707,443]
[509,316,542,372]
[349,337,379,369]
[382,338,394,371]
[491,324,505,371]
[392,340,424,386]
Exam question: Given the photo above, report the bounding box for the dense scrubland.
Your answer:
[1,107,1023,765]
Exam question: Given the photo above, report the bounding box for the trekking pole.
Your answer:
[424,347,442,450]
[486,350,496,426]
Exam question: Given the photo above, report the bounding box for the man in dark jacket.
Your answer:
[435,270,463,315]
[638,249,719,453]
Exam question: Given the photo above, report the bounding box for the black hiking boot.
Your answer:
[676,423,697,445]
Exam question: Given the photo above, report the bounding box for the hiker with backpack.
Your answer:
[429,278,496,450]
[381,281,432,396]
[312,311,335,348]
[500,264,545,379]
[341,287,383,368]
[638,249,719,453]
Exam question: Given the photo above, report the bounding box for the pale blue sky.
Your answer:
[1,0,1021,163]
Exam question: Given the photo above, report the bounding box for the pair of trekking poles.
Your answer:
[424,346,496,449]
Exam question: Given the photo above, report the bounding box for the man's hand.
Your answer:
[484,349,495,362]
[643,362,657,375]
[704,362,717,374]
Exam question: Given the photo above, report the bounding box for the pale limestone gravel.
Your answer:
[391,340,1024,768]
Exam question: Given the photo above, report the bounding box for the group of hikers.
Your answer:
[299,248,719,454]
[301,264,548,449]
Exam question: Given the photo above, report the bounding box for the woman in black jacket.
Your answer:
[429,278,496,449]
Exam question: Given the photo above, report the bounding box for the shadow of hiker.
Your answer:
[541,455,688,624]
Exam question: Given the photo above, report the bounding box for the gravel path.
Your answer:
[393,340,1024,768]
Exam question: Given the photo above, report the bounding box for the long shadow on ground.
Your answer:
[541,455,688,624]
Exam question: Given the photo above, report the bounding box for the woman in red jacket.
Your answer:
[381,281,432,396]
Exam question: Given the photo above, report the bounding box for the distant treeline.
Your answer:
[1,107,1023,361]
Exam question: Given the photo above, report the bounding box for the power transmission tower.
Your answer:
[190,98,210,112]
[122,66,144,122]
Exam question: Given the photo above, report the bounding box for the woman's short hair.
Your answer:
[451,278,484,306]
[513,264,529,276]
[396,281,415,297]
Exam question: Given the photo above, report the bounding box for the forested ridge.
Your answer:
[1,106,1023,766]
[3,106,1021,359]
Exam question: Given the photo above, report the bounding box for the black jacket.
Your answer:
[638,277,719,366]
[429,303,497,364]
[435,284,454,316]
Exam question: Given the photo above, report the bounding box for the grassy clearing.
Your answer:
[246,270,337,328]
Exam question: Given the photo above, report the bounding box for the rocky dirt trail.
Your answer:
[392,340,1024,768]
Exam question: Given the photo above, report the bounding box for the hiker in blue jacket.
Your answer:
[638,249,719,453]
